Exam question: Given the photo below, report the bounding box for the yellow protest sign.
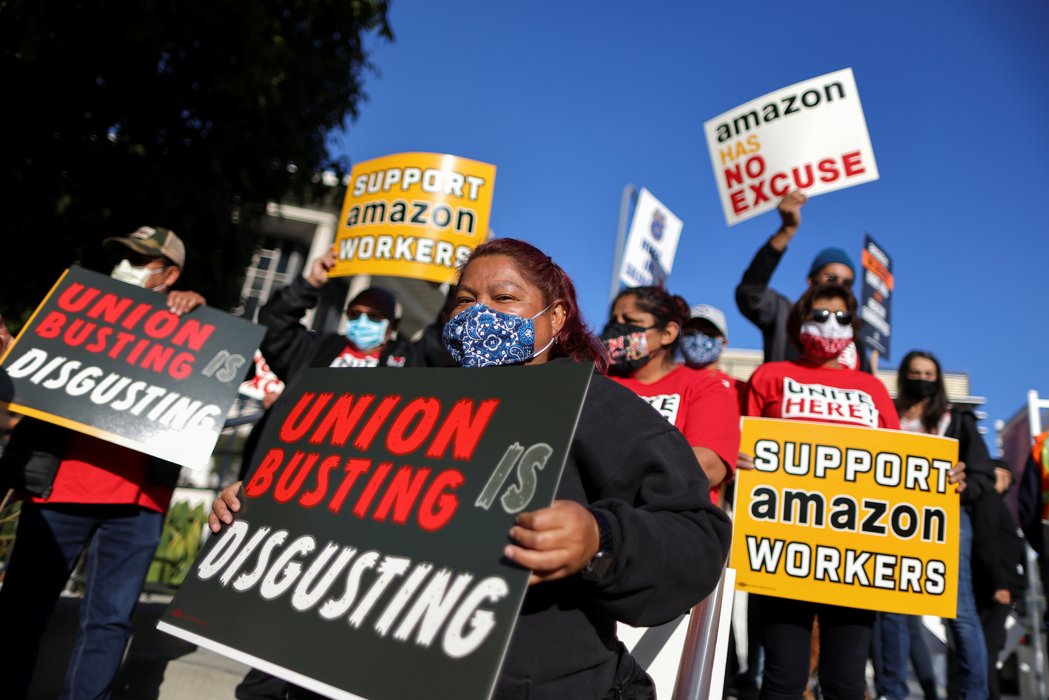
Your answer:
[731,417,960,617]
[331,152,496,284]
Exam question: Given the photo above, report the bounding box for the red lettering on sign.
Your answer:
[387,398,440,455]
[843,151,865,177]
[36,311,67,339]
[245,448,284,497]
[280,393,334,443]
[299,455,341,508]
[426,398,500,461]
[731,189,748,214]
[328,458,372,514]
[373,466,432,524]
[418,469,463,532]
[353,461,394,518]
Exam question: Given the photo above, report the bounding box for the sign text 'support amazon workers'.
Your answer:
[331,152,496,285]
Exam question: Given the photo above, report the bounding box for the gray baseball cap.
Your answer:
[688,304,728,338]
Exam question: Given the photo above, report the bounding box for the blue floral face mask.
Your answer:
[679,332,724,368]
[442,303,554,368]
[345,314,389,351]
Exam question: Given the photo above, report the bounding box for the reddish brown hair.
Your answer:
[460,238,609,372]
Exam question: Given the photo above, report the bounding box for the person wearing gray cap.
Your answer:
[0,226,205,699]
[678,303,745,405]
[103,225,204,315]
[735,192,868,371]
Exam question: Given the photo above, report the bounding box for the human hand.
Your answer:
[208,481,243,533]
[737,452,755,471]
[0,314,13,355]
[167,290,206,316]
[993,589,1011,605]
[777,191,807,234]
[305,249,337,288]
[505,500,601,585]
[949,460,967,494]
[261,390,282,410]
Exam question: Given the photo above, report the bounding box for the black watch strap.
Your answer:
[581,509,615,582]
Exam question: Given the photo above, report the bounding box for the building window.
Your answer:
[232,237,308,321]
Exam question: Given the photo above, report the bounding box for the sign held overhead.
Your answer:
[704,68,879,226]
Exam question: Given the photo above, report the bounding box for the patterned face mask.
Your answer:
[442,303,554,368]
[600,322,653,376]
[799,319,854,360]
[679,332,724,368]
[344,314,389,351]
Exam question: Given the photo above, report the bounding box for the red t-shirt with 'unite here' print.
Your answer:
[745,360,900,430]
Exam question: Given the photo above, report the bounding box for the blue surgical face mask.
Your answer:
[344,314,389,351]
[442,302,554,368]
[679,332,724,368]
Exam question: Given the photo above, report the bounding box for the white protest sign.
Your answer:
[703,68,879,226]
[618,188,683,287]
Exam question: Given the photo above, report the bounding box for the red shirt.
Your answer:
[745,360,900,430]
[613,365,742,501]
[34,433,173,512]
[708,368,746,411]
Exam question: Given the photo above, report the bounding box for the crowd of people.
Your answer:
[0,194,1045,700]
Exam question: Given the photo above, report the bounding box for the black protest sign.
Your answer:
[158,362,593,700]
[858,234,893,359]
[0,266,264,468]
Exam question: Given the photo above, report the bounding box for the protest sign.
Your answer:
[618,188,684,287]
[331,152,496,284]
[703,68,879,225]
[730,417,959,617]
[858,234,893,359]
[239,350,285,401]
[158,362,593,700]
[0,266,264,469]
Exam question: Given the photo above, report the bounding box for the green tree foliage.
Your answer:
[147,499,209,587]
[0,0,392,323]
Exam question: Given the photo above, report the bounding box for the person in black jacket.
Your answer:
[886,350,996,700]
[972,460,1027,700]
[212,237,732,700]
[258,249,412,384]
[0,226,206,700]
[735,191,869,372]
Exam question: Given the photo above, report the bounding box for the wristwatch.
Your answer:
[581,509,615,582]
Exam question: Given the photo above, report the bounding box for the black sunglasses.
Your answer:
[808,309,853,325]
[345,309,386,321]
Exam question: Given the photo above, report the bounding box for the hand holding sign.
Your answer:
[166,289,206,316]
[305,249,337,289]
[951,460,967,494]
[506,501,601,585]
[208,481,242,532]
[777,191,807,236]
[704,68,878,225]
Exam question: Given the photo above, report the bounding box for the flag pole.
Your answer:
[609,185,638,304]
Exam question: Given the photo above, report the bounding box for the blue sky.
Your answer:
[329,0,1049,452]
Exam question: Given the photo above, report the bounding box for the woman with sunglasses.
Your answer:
[744,283,899,700]
[600,286,741,501]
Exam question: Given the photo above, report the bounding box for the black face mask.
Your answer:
[600,322,653,377]
[901,377,938,400]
